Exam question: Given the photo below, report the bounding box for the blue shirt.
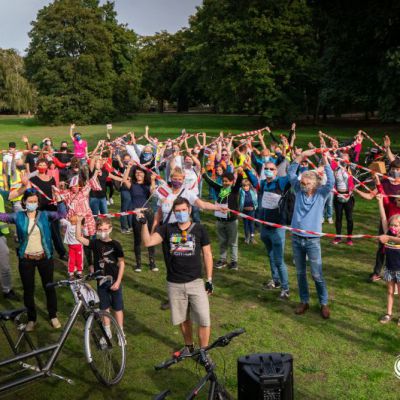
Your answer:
[288,162,334,237]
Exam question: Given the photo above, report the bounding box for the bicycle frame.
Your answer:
[0,298,86,393]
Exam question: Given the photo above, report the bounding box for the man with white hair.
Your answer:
[288,149,334,319]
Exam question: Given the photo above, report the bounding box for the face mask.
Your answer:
[175,211,190,224]
[17,165,26,171]
[142,153,152,161]
[389,227,399,235]
[26,203,38,212]
[96,230,111,241]
[300,184,308,193]
[45,141,51,146]
[171,179,183,189]
[184,162,193,169]
[390,170,400,179]
[60,146,68,151]
[264,169,274,178]
[37,167,47,174]
[75,135,81,141]
[193,149,200,154]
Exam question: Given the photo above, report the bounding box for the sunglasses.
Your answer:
[25,188,38,195]
[265,168,276,171]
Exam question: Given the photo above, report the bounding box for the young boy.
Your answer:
[75,216,126,342]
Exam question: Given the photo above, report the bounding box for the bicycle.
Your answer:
[0,271,126,393]
[154,328,245,400]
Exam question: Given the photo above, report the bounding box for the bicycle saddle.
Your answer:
[0,308,27,321]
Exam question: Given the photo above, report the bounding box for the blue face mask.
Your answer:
[175,211,190,223]
[26,203,38,212]
[75,135,81,141]
[264,169,274,178]
[142,152,152,161]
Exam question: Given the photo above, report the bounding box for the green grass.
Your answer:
[0,114,400,399]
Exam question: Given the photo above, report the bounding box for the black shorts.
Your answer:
[97,282,124,312]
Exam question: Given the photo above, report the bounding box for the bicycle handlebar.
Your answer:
[46,271,109,290]
[154,328,245,371]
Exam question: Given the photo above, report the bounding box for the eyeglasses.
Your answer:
[222,153,228,157]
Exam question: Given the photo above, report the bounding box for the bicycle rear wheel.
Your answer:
[84,310,126,386]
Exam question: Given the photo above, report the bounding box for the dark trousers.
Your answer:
[333,196,354,235]
[132,212,155,266]
[18,258,57,322]
[242,209,256,237]
[106,181,114,200]
[50,219,66,257]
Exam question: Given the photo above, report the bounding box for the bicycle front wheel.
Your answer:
[84,310,126,386]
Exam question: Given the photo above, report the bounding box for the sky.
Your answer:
[0,0,202,53]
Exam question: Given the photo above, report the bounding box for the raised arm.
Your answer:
[76,216,90,247]
[140,214,163,247]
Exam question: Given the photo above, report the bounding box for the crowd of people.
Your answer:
[0,122,399,354]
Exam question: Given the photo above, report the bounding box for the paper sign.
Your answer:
[106,124,113,130]
[157,185,172,198]
[261,191,281,210]
[214,202,228,219]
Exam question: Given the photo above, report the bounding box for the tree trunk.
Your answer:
[158,99,164,113]
[177,95,189,113]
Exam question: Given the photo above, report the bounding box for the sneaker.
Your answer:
[346,240,353,246]
[3,289,20,301]
[128,228,133,233]
[25,321,36,332]
[121,229,129,234]
[321,218,325,224]
[109,198,114,205]
[250,235,257,245]
[244,237,250,244]
[150,264,159,272]
[328,218,334,224]
[369,274,382,282]
[118,334,127,347]
[106,200,110,206]
[215,260,227,269]
[50,318,61,329]
[279,289,290,299]
[134,266,142,272]
[262,280,281,290]
[379,314,392,324]
[75,272,83,279]
[228,261,238,270]
[68,273,75,281]
[332,238,341,245]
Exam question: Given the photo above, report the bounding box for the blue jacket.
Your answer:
[239,188,258,211]
[288,162,334,237]
[0,202,67,259]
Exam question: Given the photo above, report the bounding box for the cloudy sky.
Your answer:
[0,0,202,53]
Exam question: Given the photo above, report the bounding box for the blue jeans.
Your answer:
[120,190,132,230]
[191,205,201,223]
[89,197,108,216]
[242,209,255,237]
[291,234,328,305]
[260,227,289,290]
[324,192,333,219]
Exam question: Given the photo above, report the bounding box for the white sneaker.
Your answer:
[328,218,334,224]
[25,321,36,332]
[106,200,110,206]
[118,334,127,347]
[50,318,61,329]
[279,289,290,299]
[109,198,114,205]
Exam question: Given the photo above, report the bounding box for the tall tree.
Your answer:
[26,0,139,124]
[0,49,36,114]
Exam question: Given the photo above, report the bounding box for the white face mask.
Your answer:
[96,230,111,241]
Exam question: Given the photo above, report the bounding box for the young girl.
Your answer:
[61,214,84,279]
[239,179,258,244]
[377,194,400,324]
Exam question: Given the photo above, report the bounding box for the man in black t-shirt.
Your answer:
[140,197,214,355]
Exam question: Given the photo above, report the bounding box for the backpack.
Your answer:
[278,183,295,226]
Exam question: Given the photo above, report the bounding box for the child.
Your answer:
[377,194,400,325]
[75,216,126,342]
[61,215,84,279]
[239,179,258,244]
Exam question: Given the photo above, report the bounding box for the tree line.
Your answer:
[0,0,399,124]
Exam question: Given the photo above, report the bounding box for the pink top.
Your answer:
[73,139,87,159]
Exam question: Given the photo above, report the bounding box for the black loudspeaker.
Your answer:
[237,353,294,400]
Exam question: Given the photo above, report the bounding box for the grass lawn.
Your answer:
[0,114,399,399]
